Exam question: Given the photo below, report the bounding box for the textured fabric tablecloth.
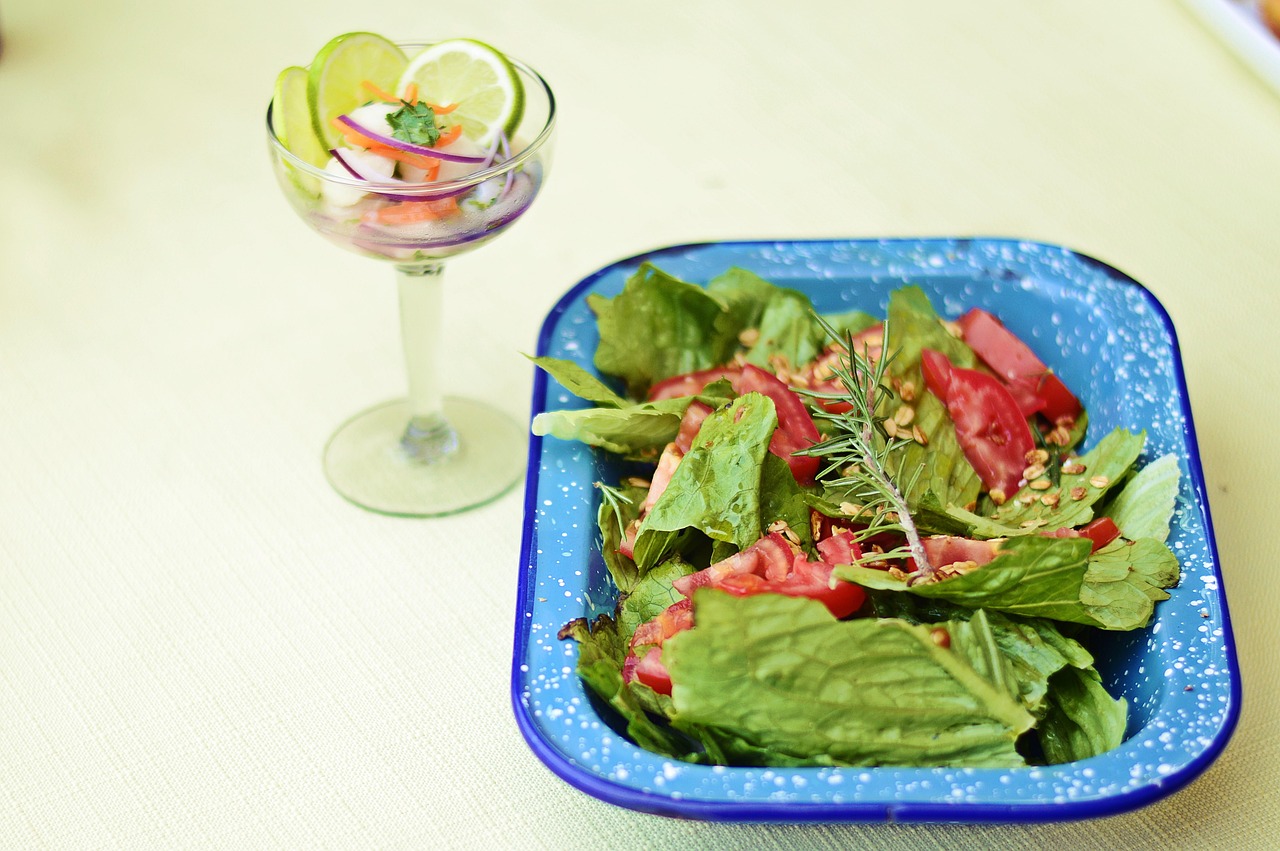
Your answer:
[1,1,1276,848]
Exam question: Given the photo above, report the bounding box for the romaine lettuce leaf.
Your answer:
[617,557,696,641]
[632,393,777,571]
[559,615,701,760]
[878,287,983,517]
[530,356,736,460]
[663,591,1034,767]
[595,481,648,594]
[588,263,741,397]
[1081,537,1180,628]
[706,267,826,371]
[1104,453,1180,542]
[839,532,1175,631]
[526,354,629,408]
[1036,664,1128,764]
[944,428,1146,537]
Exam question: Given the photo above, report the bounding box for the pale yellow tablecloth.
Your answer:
[1,1,1277,848]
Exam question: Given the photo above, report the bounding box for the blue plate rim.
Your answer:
[510,236,1241,823]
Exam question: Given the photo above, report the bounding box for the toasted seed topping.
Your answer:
[884,419,899,438]
[900,380,917,402]
[1062,460,1087,475]
[894,405,916,427]
[1020,518,1047,529]
[1046,425,1072,445]
[1040,492,1060,507]
[1026,448,1050,465]
[1089,475,1111,488]
[912,425,928,445]
[738,327,760,347]
[1023,463,1046,481]
[1070,486,1087,500]
[1029,479,1052,491]
[1018,492,1037,505]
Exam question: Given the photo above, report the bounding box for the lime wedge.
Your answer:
[272,65,329,168]
[397,39,524,146]
[308,32,407,148]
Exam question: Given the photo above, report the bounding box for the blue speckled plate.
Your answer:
[511,238,1240,823]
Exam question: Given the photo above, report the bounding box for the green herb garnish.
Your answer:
[387,100,441,147]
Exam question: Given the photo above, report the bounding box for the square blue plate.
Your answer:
[511,238,1240,823]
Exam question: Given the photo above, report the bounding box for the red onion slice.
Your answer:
[336,114,486,164]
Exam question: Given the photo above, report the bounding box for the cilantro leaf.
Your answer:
[386,101,441,147]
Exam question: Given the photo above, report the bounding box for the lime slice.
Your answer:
[272,65,329,168]
[308,32,407,148]
[397,39,524,146]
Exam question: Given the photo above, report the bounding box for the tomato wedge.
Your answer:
[648,364,820,485]
[956,308,1081,423]
[921,348,1035,501]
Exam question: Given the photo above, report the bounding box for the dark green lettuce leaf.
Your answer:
[663,591,1034,767]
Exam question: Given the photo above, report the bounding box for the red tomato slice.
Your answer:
[920,535,1002,569]
[1043,517,1121,552]
[674,401,713,454]
[647,363,821,485]
[957,308,1081,422]
[648,367,740,401]
[631,647,672,695]
[673,531,865,619]
[1080,516,1122,550]
[920,348,953,403]
[921,348,1034,500]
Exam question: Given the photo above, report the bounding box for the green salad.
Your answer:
[530,263,1181,768]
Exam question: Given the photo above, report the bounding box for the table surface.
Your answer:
[2,1,1277,848]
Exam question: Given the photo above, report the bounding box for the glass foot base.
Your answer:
[323,396,527,517]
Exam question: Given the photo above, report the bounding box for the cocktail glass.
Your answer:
[266,46,555,516]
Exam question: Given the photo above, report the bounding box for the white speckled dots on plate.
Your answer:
[510,238,1240,823]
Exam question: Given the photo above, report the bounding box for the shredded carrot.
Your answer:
[434,123,462,147]
[404,82,419,105]
[427,101,457,115]
[369,197,459,224]
[360,80,400,103]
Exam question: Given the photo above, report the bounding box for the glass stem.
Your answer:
[396,263,458,462]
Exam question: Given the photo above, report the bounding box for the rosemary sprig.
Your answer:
[800,316,935,578]
[595,481,635,532]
